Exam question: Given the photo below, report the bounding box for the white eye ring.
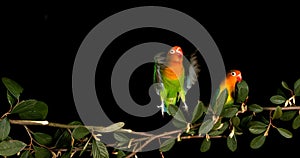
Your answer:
[169,50,175,54]
[231,72,236,76]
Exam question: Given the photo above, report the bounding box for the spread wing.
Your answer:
[185,51,201,93]
[153,52,166,95]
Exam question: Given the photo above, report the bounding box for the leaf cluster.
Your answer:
[157,79,300,153]
[1,77,300,158]
[0,77,124,158]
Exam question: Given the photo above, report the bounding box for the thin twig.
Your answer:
[125,130,182,158]
[117,129,154,137]
[23,125,33,148]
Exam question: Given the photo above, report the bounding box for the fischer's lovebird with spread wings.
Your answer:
[153,46,200,116]
[219,69,242,107]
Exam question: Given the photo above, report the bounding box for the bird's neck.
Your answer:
[225,78,237,92]
[164,62,183,80]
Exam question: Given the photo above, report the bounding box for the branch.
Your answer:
[262,106,300,111]
[4,105,300,158]
[181,135,224,140]
[8,120,82,129]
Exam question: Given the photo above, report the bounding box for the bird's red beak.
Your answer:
[237,74,242,82]
[177,52,183,58]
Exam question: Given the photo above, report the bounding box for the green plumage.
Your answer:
[153,46,200,116]
[160,69,185,109]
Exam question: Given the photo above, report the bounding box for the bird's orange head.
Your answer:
[227,69,242,84]
[166,46,183,63]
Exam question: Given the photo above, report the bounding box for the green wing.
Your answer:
[153,52,166,95]
[184,52,201,93]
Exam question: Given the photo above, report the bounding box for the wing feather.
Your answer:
[153,52,166,95]
[185,51,201,92]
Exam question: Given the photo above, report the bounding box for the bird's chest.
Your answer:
[161,67,184,90]
[163,66,183,80]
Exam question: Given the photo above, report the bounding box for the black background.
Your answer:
[1,1,299,158]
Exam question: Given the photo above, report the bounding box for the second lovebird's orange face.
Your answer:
[227,70,242,84]
[225,69,242,92]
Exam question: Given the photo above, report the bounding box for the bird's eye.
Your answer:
[231,72,236,76]
[169,50,175,54]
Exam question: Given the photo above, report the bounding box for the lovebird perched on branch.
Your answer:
[219,69,242,108]
[153,46,200,116]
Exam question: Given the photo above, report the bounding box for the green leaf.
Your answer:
[247,121,268,128]
[0,117,10,141]
[198,119,215,135]
[277,88,287,99]
[61,150,72,158]
[116,150,126,158]
[11,100,48,120]
[231,116,240,127]
[172,118,187,129]
[200,138,211,152]
[186,129,197,135]
[32,132,53,146]
[280,111,297,121]
[236,80,249,103]
[227,135,237,152]
[221,107,238,118]
[20,150,30,158]
[294,78,300,96]
[249,124,267,135]
[68,121,83,125]
[250,134,266,149]
[168,104,187,123]
[113,132,129,142]
[159,138,176,152]
[1,77,23,99]
[213,89,228,115]
[211,120,223,130]
[248,104,263,113]
[7,91,16,107]
[92,139,109,158]
[292,115,300,129]
[101,122,125,133]
[0,140,27,156]
[276,128,292,138]
[272,106,283,120]
[270,95,286,105]
[11,100,37,114]
[33,146,51,158]
[191,101,204,123]
[72,126,90,140]
[261,116,270,125]
[91,122,125,133]
[54,129,71,148]
[209,122,229,136]
[281,81,292,91]
[19,101,48,120]
[168,104,178,116]
[240,115,253,128]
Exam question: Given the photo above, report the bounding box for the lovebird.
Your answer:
[219,69,242,108]
[153,46,200,116]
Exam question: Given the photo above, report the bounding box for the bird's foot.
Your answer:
[183,102,189,112]
[157,104,166,116]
